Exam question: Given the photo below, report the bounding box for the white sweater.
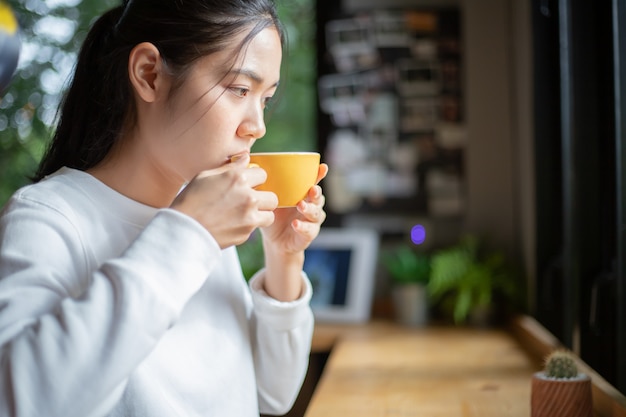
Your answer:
[0,167,314,417]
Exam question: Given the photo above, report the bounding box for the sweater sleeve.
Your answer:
[0,199,220,417]
[248,270,314,415]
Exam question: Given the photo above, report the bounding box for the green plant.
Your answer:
[236,230,265,281]
[544,350,579,379]
[427,235,519,324]
[382,245,430,286]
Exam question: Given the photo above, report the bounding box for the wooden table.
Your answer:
[304,318,626,417]
[306,321,539,417]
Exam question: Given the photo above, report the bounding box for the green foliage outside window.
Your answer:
[0,0,316,206]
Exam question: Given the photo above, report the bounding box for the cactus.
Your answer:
[544,350,579,379]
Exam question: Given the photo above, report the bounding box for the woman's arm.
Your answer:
[248,271,314,415]
[0,199,216,417]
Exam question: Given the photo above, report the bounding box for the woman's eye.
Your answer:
[263,96,275,110]
[230,87,249,98]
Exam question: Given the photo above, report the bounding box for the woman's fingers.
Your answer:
[315,163,329,184]
[296,186,326,224]
[171,159,279,248]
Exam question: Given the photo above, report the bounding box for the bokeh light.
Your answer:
[410,224,426,245]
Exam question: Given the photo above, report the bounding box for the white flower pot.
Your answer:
[391,283,428,327]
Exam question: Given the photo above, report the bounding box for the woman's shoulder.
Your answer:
[3,166,157,238]
[0,168,94,284]
[5,167,89,216]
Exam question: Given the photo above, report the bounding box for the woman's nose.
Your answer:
[237,105,266,139]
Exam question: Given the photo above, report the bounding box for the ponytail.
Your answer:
[34,6,131,181]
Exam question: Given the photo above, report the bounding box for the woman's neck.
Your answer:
[87,140,182,209]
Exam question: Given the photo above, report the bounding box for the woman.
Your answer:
[0,0,328,416]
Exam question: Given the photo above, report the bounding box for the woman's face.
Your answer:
[145,26,283,184]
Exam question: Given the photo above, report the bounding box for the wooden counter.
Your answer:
[306,321,538,417]
[304,318,626,417]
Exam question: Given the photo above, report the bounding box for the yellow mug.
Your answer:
[249,152,320,208]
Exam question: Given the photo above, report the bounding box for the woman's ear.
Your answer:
[128,42,167,103]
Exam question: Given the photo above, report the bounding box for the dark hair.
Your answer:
[33,0,284,182]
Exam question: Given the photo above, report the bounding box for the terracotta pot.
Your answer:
[531,372,593,417]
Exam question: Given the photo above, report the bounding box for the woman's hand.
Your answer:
[260,163,329,254]
[259,163,329,301]
[171,154,279,249]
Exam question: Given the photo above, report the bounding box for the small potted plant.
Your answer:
[427,234,520,325]
[531,350,593,417]
[382,245,430,326]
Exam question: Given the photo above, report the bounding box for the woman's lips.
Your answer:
[228,151,250,163]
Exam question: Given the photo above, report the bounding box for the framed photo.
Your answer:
[399,97,438,132]
[318,73,367,126]
[372,11,411,48]
[396,59,441,97]
[304,228,380,323]
[325,18,379,72]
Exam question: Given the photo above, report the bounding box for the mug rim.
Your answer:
[249,151,320,156]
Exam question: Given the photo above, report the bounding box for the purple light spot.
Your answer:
[410,224,426,245]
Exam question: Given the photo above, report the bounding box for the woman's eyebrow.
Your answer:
[230,68,280,88]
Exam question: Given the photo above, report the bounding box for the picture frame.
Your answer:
[325,18,379,73]
[304,227,380,323]
[318,73,367,126]
[396,59,441,97]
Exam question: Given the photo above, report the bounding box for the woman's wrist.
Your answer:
[262,243,305,302]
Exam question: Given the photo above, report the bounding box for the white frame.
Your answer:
[326,19,373,54]
[372,11,411,47]
[396,59,441,97]
[400,97,438,132]
[305,228,379,323]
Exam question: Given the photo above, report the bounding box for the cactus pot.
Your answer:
[531,372,592,417]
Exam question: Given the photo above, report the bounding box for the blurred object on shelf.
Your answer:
[0,1,20,92]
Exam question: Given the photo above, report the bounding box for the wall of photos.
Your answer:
[318,7,465,220]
